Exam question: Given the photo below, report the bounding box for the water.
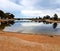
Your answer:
[0,20,60,35]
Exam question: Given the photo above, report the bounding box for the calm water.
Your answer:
[0,20,60,35]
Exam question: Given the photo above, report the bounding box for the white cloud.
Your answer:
[0,0,60,18]
[20,0,33,10]
[21,9,60,17]
[0,0,23,17]
[21,9,55,17]
[0,0,22,10]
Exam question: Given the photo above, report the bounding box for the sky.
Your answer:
[0,0,60,18]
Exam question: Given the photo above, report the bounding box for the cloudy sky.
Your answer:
[0,0,60,18]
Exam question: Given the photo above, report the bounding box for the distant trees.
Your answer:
[33,13,59,21]
[39,16,42,19]
[53,14,58,20]
[43,15,50,20]
[43,16,46,20]
[35,16,42,20]
[42,14,58,20]
[45,15,50,19]
[0,9,59,21]
[0,10,14,19]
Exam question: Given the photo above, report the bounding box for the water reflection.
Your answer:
[0,21,15,30]
[43,21,52,24]
[0,20,58,32]
[53,23,57,29]
[34,21,58,29]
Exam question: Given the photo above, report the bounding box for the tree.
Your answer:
[45,15,50,19]
[43,16,46,20]
[43,15,50,20]
[5,13,14,19]
[0,10,4,19]
[39,16,42,19]
[0,10,15,19]
[9,14,14,19]
[53,14,58,20]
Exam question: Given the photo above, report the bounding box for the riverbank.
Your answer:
[0,19,60,23]
[0,31,60,51]
[0,19,14,22]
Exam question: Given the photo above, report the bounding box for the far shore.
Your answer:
[0,19,60,23]
[0,31,60,51]
[0,19,14,22]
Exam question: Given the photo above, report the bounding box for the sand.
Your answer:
[0,31,60,51]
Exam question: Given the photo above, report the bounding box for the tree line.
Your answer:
[35,14,58,20]
[0,10,14,19]
[0,10,59,21]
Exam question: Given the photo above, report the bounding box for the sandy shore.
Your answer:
[0,31,60,51]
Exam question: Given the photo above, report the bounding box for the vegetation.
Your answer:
[43,15,50,20]
[33,14,59,21]
[0,10,59,22]
[53,14,58,20]
[0,10,14,19]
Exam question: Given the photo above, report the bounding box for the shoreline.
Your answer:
[0,19,60,23]
[0,31,60,43]
[3,31,60,36]
[0,31,60,51]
